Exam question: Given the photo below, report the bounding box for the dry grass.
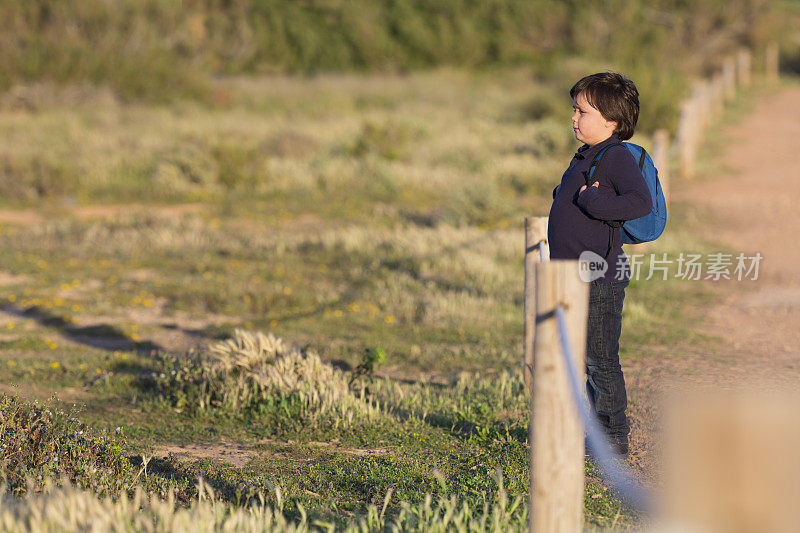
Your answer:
[0,69,576,206]
[152,330,381,425]
[0,476,527,532]
[207,330,379,421]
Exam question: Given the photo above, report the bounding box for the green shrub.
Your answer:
[349,121,411,161]
[0,154,79,200]
[147,330,381,425]
[212,143,267,191]
[0,395,132,496]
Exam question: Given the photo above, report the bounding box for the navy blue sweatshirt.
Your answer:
[547,134,651,283]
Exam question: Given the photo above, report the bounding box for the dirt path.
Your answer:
[675,85,800,383]
[681,87,800,383]
[627,84,800,473]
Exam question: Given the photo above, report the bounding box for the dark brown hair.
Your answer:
[570,72,639,140]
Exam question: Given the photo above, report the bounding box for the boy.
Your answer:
[548,72,651,455]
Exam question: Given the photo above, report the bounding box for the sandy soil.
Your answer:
[154,440,394,467]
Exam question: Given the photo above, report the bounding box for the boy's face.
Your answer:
[571,92,618,146]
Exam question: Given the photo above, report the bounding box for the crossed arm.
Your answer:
[575,148,651,222]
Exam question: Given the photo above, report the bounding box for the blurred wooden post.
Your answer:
[664,391,800,532]
[766,42,779,82]
[529,260,588,533]
[737,48,752,87]
[524,216,549,394]
[678,98,697,179]
[652,129,670,202]
[710,72,724,119]
[692,82,709,135]
[699,81,714,134]
[722,57,737,102]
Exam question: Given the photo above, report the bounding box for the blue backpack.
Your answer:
[587,142,667,244]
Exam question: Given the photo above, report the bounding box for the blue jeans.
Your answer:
[586,279,630,444]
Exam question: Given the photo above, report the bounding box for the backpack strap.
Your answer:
[585,142,623,228]
[637,145,646,171]
[586,142,622,185]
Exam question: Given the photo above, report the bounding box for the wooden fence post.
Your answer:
[737,48,752,87]
[529,260,588,533]
[524,216,549,394]
[766,42,780,82]
[692,82,710,135]
[664,390,800,532]
[652,129,670,202]
[710,72,724,119]
[678,98,697,179]
[723,57,737,103]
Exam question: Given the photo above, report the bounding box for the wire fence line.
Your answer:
[537,241,546,263]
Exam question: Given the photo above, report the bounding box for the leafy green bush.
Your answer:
[0,395,132,496]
